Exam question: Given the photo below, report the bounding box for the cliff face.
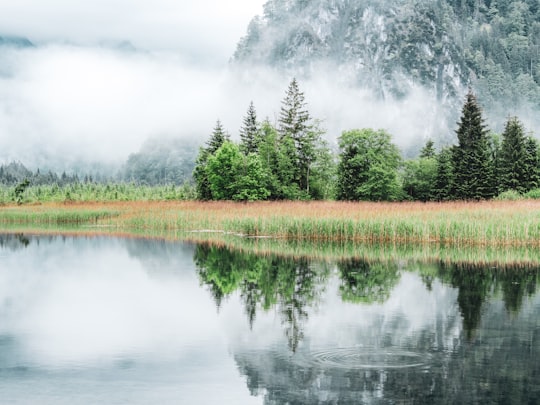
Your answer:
[234,0,540,111]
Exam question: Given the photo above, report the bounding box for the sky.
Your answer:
[0,0,265,61]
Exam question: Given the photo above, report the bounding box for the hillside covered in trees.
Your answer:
[235,0,540,116]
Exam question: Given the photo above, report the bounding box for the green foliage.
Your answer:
[193,148,213,200]
[278,78,322,195]
[499,116,530,193]
[452,92,494,200]
[419,139,436,158]
[434,147,454,201]
[402,157,438,201]
[523,136,540,191]
[194,80,334,202]
[207,142,270,201]
[338,259,400,304]
[207,142,244,200]
[0,183,195,204]
[207,120,230,154]
[524,188,540,199]
[239,101,261,155]
[14,179,30,205]
[495,189,524,201]
[194,244,329,351]
[337,128,402,201]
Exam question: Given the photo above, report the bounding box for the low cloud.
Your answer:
[0,0,264,61]
[0,44,463,170]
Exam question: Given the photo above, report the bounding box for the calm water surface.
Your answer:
[0,234,538,404]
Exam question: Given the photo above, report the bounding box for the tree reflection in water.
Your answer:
[194,244,330,352]
[195,242,540,403]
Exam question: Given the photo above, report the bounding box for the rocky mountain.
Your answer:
[234,0,540,118]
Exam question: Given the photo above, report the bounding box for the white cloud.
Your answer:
[0,0,265,60]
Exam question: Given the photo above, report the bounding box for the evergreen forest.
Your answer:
[193,79,540,202]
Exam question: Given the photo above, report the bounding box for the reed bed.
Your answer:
[1,200,540,247]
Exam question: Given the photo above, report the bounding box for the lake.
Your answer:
[0,234,539,404]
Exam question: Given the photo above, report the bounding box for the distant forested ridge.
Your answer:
[121,137,198,186]
[0,137,199,188]
[235,0,540,114]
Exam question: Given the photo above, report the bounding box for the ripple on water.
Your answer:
[293,347,429,370]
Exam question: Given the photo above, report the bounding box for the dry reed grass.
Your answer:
[1,200,540,246]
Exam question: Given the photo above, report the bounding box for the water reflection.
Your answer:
[0,234,539,404]
[194,245,330,352]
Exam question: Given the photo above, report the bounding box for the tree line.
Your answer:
[194,79,540,202]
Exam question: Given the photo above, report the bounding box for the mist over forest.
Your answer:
[1,0,539,181]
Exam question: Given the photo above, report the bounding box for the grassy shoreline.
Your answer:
[1,200,540,247]
[2,199,540,266]
[0,200,540,246]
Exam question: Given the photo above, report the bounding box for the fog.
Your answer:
[0,43,454,170]
[0,0,264,61]
[0,237,225,365]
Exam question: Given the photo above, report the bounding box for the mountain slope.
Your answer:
[234,0,540,113]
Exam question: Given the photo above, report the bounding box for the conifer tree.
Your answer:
[193,120,231,200]
[239,102,260,155]
[487,133,503,197]
[207,120,229,154]
[278,78,310,140]
[500,116,528,193]
[277,78,319,196]
[434,147,454,201]
[452,92,493,199]
[420,139,436,159]
[523,136,540,191]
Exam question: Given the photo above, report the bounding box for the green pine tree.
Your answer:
[193,120,231,200]
[523,136,540,192]
[239,102,260,155]
[420,139,436,158]
[499,116,528,193]
[207,120,229,154]
[452,92,493,200]
[278,78,317,196]
[434,147,454,201]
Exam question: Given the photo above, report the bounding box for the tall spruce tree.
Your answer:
[500,116,528,193]
[452,92,493,199]
[278,78,316,196]
[207,120,229,154]
[523,136,540,191]
[193,120,231,200]
[239,102,260,155]
[435,147,454,201]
